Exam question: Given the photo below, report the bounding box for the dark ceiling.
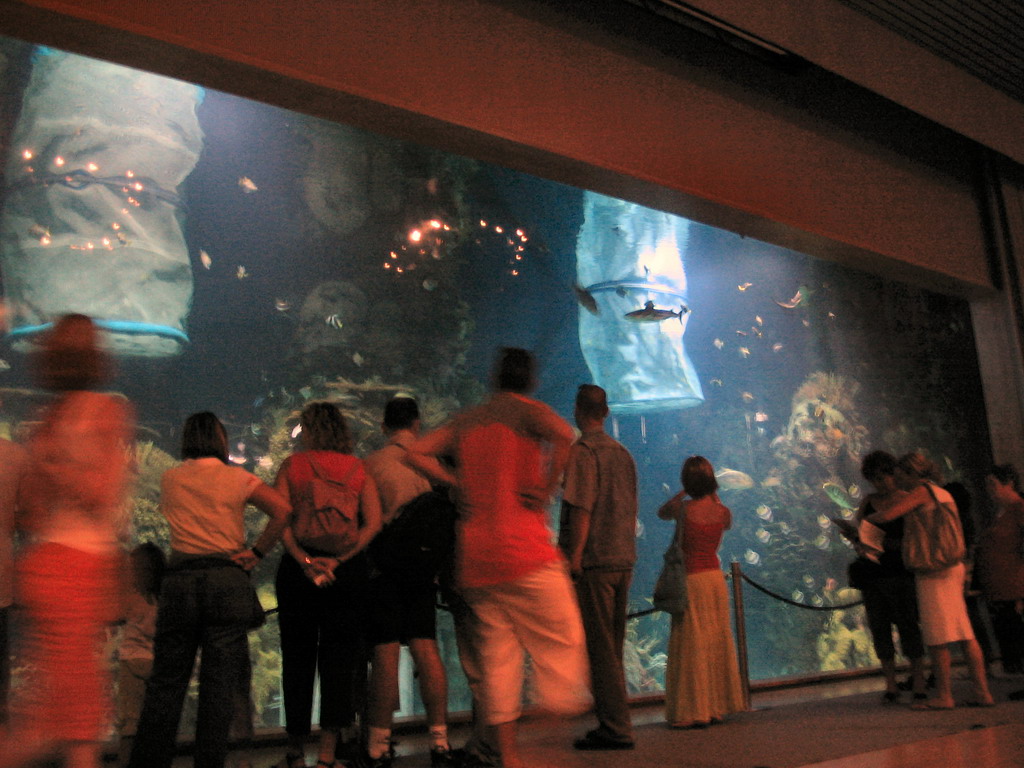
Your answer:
[829,1,1024,105]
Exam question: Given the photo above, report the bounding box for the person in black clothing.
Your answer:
[848,451,927,703]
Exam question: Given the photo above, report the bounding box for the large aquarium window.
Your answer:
[0,37,991,731]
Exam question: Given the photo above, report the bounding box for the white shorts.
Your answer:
[461,560,591,724]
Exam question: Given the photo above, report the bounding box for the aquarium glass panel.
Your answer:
[0,37,991,731]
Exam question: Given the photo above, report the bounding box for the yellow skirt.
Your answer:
[665,569,745,726]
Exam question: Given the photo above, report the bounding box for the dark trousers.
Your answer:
[128,563,254,768]
[989,600,1024,673]
[860,574,924,661]
[276,553,367,736]
[575,568,633,742]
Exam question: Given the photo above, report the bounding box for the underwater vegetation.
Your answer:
[624,607,670,694]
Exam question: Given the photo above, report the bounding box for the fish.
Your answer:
[200,249,212,269]
[761,476,782,488]
[744,549,761,565]
[257,455,274,470]
[352,352,364,366]
[635,519,645,538]
[624,300,688,323]
[772,343,784,352]
[325,313,344,329]
[751,327,763,337]
[236,265,248,279]
[738,347,751,358]
[813,534,830,550]
[778,521,791,535]
[116,231,130,246]
[817,514,831,529]
[737,282,753,291]
[28,224,51,239]
[741,391,754,402]
[811,596,824,607]
[298,386,313,400]
[661,483,672,494]
[755,528,771,544]
[736,330,748,336]
[290,423,302,438]
[755,504,773,521]
[713,338,724,349]
[238,176,258,193]
[791,590,804,602]
[572,284,600,316]
[775,284,812,309]
[0,359,9,371]
[274,298,291,312]
[821,481,857,510]
[755,315,763,326]
[754,411,769,422]
[422,279,438,291]
[715,468,754,491]
[709,378,723,387]
[802,575,815,587]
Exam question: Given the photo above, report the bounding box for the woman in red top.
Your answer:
[658,456,744,729]
[274,402,381,768]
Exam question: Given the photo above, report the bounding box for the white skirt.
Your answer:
[915,561,974,646]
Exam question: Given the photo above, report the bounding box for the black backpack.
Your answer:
[371,489,457,578]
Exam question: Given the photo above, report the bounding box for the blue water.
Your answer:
[0,39,991,712]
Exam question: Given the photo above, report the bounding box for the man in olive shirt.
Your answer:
[560,384,638,751]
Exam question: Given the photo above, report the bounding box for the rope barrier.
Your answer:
[739,571,862,610]
[260,570,863,621]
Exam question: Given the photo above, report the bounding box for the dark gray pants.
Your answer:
[128,562,254,768]
[576,568,633,742]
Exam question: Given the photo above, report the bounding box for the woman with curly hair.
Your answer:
[274,402,382,768]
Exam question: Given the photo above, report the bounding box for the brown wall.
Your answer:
[0,0,995,295]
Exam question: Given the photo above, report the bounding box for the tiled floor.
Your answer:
[799,724,1024,768]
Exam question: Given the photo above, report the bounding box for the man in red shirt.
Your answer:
[408,348,590,768]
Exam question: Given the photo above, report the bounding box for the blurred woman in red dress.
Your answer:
[6,314,135,768]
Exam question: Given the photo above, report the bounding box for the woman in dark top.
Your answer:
[851,451,926,703]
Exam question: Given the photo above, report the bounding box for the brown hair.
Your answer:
[682,455,718,499]
[301,401,352,453]
[897,451,943,483]
[575,384,609,421]
[33,314,112,392]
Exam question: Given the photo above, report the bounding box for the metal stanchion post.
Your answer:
[731,561,752,710]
